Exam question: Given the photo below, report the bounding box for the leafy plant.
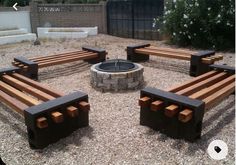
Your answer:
[154,0,235,51]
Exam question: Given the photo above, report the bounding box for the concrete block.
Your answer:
[128,81,140,88]
[103,79,118,85]
[111,73,127,79]
[37,27,98,39]
[0,33,36,45]
[0,28,27,37]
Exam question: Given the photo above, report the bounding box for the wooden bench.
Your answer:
[138,64,235,141]
[12,46,107,80]
[0,67,90,149]
[127,44,223,76]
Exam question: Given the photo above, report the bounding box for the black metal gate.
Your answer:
[107,0,164,40]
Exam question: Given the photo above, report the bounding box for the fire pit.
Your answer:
[90,59,144,91]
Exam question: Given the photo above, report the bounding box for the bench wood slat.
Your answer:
[34,52,95,63]
[161,72,229,118]
[176,72,228,96]
[0,81,41,106]
[0,90,28,115]
[165,104,179,117]
[11,73,79,118]
[38,53,98,68]
[135,48,191,61]
[151,100,164,111]
[178,109,193,123]
[12,73,63,97]
[139,96,151,107]
[189,75,235,100]
[2,75,55,101]
[168,70,219,92]
[146,46,194,56]
[203,82,235,110]
[29,50,85,61]
[201,58,214,64]
[201,55,223,64]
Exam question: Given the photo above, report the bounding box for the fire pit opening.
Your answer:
[91,59,144,92]
[95,59,137,72]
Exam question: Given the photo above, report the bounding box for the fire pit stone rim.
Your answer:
[90,61,144,92]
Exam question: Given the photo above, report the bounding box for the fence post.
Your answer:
[100,1,107,34]
[29,1,41,34]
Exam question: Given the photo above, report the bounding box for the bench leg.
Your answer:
[14,57,38,80]
[127,44,150,62]
[140,87,205,142]
[82,46,107,64]
[24,91,89,149]
[190,51,215,77]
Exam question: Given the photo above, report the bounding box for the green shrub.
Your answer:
[154,0,235,51]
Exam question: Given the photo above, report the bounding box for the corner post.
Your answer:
[190,50,215,77]
[82,46,107,64]
[13,57,39,80]
[126,44,150,62]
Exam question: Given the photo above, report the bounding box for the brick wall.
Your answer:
[30,1,107,34]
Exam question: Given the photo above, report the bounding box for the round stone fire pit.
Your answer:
[90,59,144,91]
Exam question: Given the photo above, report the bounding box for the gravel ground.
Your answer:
[0,34,235,165]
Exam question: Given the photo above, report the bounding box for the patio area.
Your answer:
[0,34,234,164]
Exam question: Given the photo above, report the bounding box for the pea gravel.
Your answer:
[0,34,234,165]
